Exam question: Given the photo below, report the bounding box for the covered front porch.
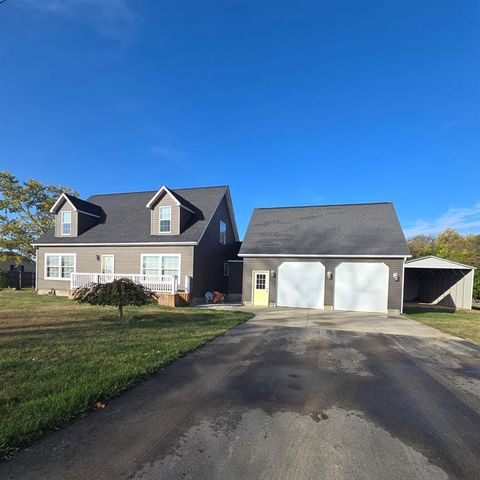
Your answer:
[70,273,192,306]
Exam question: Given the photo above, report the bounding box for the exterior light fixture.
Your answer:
[327,271,333,279]
[271,270,276,278]
[393,272,400,281]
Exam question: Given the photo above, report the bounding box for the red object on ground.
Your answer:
[212,291,225,304]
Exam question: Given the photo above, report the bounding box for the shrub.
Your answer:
[73,278,156,318]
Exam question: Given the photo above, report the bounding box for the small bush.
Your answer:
[73,278,156,318]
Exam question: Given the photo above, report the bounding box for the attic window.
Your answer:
[219,220,227,245]
[159,206,171,233]
[61,211,71,235]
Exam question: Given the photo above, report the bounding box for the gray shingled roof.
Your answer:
[36,186,228,244]
[63,193,105,218]
[239,202,410,256]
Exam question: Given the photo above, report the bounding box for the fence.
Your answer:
[0,271,36,289]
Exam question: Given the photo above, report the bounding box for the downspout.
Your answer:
[400,256,406,314]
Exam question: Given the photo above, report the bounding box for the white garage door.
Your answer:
[334,262,389,313]
[277,262,325,309]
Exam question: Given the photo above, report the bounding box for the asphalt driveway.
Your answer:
[1,308,480,480]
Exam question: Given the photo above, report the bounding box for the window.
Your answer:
[61,211,72,235]
[45,254,75,280]
[255,273,266,290]
[101,255,114,274]
[159,206,171,233]
[224,262,229,277]
[219,220,227,244]
[141,254,180,279]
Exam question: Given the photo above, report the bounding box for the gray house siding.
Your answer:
[55,201,78,237]
[150,194,181,236]
[192,196,237,300]
[227,261,243,298]
[37,245,194,295]
[242,257,404,313]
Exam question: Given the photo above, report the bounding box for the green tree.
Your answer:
[73,278,156,318]
[0,171,78,263]
[407,234,435,258]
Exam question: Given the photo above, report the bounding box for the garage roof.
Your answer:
[405,256,475,270]
[239,202,410,257]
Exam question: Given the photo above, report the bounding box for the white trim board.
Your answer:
[146,185,195,213]
[49,193,101,218]
[239,254,411,258]
[33,242,198,247]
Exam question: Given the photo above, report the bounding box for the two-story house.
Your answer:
[33,185,239,304]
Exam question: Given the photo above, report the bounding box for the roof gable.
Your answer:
[146,186,196,213]
[49,193,104,218]
[405,256,475,270]
[239,202,410,257]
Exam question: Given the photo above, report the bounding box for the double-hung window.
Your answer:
[141,255,180,279]
[219,220,227,244]
[159,207,171,233]
[45,254,75,280]
[61,211,72,235]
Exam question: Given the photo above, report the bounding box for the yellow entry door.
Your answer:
[252,271,269,306]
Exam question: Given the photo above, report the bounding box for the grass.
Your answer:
[404,306,480,344]
[0,289,253,459]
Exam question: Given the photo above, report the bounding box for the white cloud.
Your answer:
[15,0,139,39]
[404,202,480,238]
[150,146,185,162]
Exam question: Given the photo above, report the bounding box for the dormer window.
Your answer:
[61,211,72,235]
[159,206,171,233]
[219,220,227,244]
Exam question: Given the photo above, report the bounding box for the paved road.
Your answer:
[1,308,480,480]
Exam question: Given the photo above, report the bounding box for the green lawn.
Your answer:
[404,306,480,344]
[0,289,253,459]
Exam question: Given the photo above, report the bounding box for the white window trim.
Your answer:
[158,206,172,234]
[100,254,115,274]
[139,253,181,279]
[61,211,72,236]
[219,220,227,245]
[44,253,76,281]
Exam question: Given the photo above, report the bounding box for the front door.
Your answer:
[101,255,114,281]
[252,271,269,306]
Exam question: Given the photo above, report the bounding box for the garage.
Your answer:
[404,256,474,310]
[277,261,325,309]
[334,262,389,313]
[239,202,410,313]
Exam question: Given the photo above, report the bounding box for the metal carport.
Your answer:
[404,256,475,310]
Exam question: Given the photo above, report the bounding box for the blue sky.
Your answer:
[1,0,479,238]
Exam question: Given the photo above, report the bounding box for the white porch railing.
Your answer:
[70,273,178,293]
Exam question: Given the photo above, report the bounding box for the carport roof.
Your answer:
[405,256,475,270]
[239,202,410,257]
